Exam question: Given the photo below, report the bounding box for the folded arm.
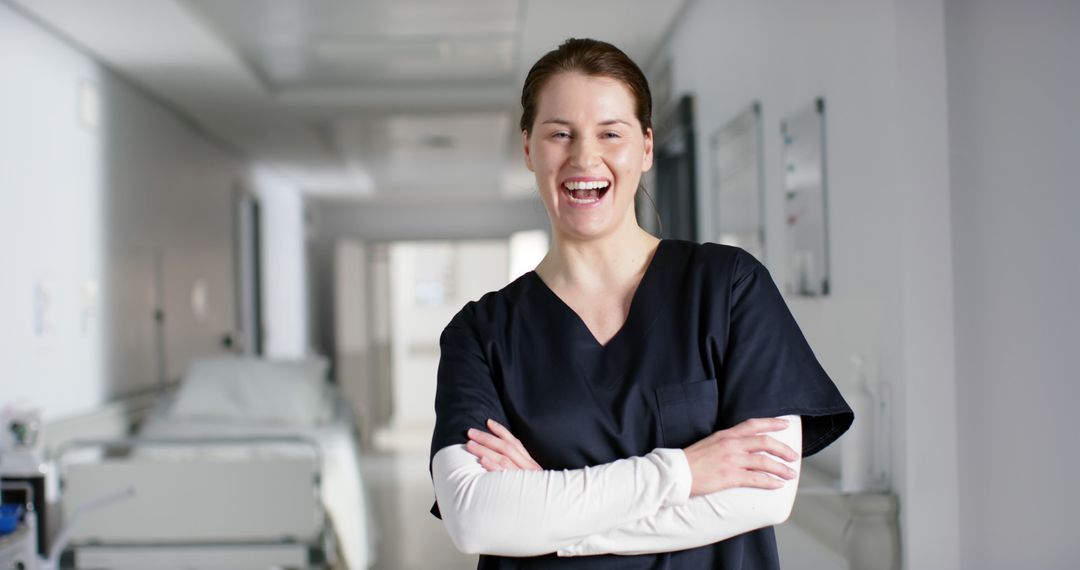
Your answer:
[432,445,692,556]
[436,415,800,557]
[557,415,801,556]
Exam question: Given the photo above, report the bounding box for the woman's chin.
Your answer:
[554,213,630,241]
[546,191,638,241]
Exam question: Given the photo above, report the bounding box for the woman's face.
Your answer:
[524,72,653,241]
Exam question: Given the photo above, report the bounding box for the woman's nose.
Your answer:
[569,137,601,168]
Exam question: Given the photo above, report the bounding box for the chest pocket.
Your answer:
[655,378,720,448]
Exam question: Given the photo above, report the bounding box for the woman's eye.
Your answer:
[602,131,622,139]
[552,132,571,140]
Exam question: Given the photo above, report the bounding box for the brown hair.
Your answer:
[520,38,652,135]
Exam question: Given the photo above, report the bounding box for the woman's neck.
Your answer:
[536,225,661,293]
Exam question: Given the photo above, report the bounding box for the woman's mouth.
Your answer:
[562,179,611,205]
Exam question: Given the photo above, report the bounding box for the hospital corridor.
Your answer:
[2,1,1078,569]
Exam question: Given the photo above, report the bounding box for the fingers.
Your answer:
[486,419,542,470]
[686,418,802,496]
[464,439,511,471]
[728,417,790,437]
[466,428,512,457]
[485,419,520,444]
[479,454,512,472]
[739,470,787,490]
[465,420,542,471]
[745,452,799,480]
[741,434,800,463]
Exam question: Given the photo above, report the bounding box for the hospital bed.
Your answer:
[54,355,375,570]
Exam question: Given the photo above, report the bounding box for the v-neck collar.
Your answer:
[528,239,669,350]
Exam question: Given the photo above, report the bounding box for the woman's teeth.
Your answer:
[563,180,610,204]
[565,180,609,191]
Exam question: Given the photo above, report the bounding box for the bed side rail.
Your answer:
[55,437,324,546]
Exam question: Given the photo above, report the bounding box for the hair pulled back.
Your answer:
[519,38,652,136]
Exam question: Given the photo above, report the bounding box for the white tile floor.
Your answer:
[361,450,477,570]
[776,525,850,570]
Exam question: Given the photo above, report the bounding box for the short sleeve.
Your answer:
[429,306,510,517]
[719,249,853,457]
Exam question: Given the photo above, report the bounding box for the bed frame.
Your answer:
[55,434,333,569]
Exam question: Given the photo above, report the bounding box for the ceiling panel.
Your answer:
[518,0,686,78]
[185,0,521,90]
[334,112,513,197]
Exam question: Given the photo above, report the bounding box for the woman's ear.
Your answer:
[522,130,535,172]
[642,127,655,173]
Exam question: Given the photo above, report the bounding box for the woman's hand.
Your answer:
[684,417,800,497]
[466,419,542,472]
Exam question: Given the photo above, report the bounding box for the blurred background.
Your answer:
[1,0,1077,569]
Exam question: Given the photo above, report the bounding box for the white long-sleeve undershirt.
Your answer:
[431,415,801,557]
[558,415,801,556]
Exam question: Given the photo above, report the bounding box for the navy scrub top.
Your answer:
[430,239,853,569]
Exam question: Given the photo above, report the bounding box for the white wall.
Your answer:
[334,240,369,356]
[333,239,377,440]
[251,168,311,359]
[0,4,106,418]
[0,4,243,419]
[386,240,509,437]
[657,1,958,567]
[945,1,1080,567]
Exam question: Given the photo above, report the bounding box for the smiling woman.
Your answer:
[524,71,651,244]
[429,38,853,569]
[520,41,653,246]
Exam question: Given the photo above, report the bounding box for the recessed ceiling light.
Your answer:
[420,135,455,149]
[78,80,100,130]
